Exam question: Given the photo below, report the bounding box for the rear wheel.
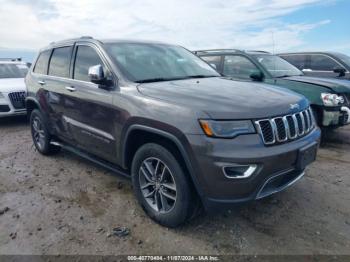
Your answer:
[30,109,60,155]
[131,143,197,227]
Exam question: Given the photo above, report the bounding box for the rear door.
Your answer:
[44,45,76,144]
[62,43,117,162]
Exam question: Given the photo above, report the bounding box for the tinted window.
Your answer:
[280,55,307,70]
[48,46,72,77]
[223,55,259,79]
[105,43,219,82]
[34,50,51,74]
[201,56,221,70]
[73,45,105,82]
[0,64,28,78]
[309,54,340,71]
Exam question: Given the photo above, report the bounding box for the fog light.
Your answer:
[223,164,257,179]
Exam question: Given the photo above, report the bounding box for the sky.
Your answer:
[0,0,349,62]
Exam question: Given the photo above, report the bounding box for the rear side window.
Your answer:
[201,56,222,70]
[280,55,308,70]
[73,45,105,82]
[309,54,340,71]
[48,46,73,78]
[33,50,51,74]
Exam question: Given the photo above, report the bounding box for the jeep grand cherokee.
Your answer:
[25,37,321,227]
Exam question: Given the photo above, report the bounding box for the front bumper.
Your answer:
[322,106,350,126]
[0,92,27,117]
[186,127,321,211]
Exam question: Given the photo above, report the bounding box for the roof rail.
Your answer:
[80,36,93,39]
[246,50,270,54]
[194,49,240,54]
[0,57,22,61]
[49,36,94,45]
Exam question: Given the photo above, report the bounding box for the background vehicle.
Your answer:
[278,52,350,80]
[0,58,28,117]
[196,49,350,129]
[25,37,320,227]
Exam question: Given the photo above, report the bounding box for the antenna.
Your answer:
[271,31,275,55]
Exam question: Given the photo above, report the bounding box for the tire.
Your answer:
[131,143,197,227]
[30,109,61,155]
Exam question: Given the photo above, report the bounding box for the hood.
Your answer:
[137,77,308,119]
[0,78,26,93]
[282,76,350,93]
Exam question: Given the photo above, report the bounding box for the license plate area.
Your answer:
[296,142,318,170]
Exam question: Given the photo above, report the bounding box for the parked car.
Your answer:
[0,59,28,117]
[25,37,320,227]
[278,52,350,80]
[196,49,350,129]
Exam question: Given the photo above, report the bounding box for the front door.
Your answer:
[61,43,117,163]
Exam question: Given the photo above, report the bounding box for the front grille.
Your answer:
[256,107,315,145]
[8,91,26,109]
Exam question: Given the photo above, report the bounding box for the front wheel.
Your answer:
[131,143,196,227]
[30,109,60,155]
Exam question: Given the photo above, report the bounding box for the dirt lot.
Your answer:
[0,116,350,256]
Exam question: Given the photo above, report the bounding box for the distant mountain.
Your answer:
[0,48,37,63]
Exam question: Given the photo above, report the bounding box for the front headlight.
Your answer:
[199,119,256,138]
[321,93,344,106]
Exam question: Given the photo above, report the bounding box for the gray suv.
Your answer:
[25,37,321,227]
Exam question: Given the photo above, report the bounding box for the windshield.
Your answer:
[104,43,220,83]
[0,63,28,78]
[253,54,303,78]
[337,53,350,67]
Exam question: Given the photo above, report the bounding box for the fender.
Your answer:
[122,124,205,198]
[25,97,42,112]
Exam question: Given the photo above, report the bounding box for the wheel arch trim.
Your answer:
[122,124,204,198]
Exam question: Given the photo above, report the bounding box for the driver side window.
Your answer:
[223,55,259,79]
[73,45,106,82]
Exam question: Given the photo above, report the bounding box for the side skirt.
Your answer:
[50,140,130,179]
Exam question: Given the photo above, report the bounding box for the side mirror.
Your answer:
[88,64,113,89]
[333,67,346,77]
[250,71,264,81]
[88,64,104,83]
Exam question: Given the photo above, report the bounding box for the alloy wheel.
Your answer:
[139,157,177,213]
[32,116,45,150]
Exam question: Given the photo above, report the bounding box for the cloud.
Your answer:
[0,0,332,52]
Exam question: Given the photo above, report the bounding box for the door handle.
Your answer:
[65,86,76,92]
[38,80,46,85]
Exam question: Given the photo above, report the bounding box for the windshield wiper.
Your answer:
[184,75,218,79]
[135,77,177,83]
[135,75,218,83]
[275,75,292,78]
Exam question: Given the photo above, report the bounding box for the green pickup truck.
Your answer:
[196,49,350,128]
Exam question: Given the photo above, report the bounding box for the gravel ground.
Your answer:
[0,116,349,255]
